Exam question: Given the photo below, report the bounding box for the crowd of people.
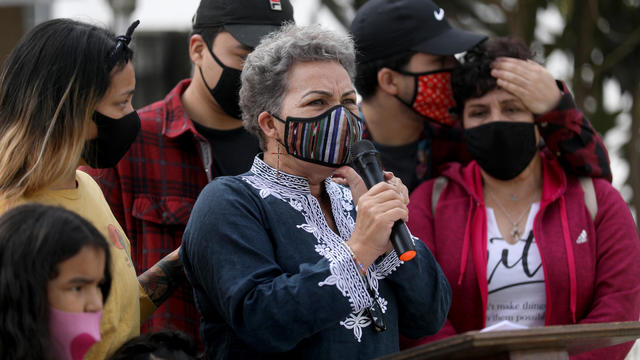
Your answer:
[0,0,637,359]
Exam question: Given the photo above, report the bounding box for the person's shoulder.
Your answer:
[77,165,103,180]
[137,98,170,128]
[199,174,256,201]
[75,170,114,205]
[590,177,625,208]
[76,169,102,191]
[127,85,193,160]
[591,177,615,191]
[567,175,618,199]
[411,177,436,199]
[137,79,191,127]
[414,163,466,194]
[564,176,629,223]
[187,175,261,234]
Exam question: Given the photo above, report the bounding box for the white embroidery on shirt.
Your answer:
[376,295,388,313]
[340,310,371,343]
[576,229,588,244]
[243,157,401,342]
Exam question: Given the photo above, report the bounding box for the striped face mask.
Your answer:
[273,105,363,167]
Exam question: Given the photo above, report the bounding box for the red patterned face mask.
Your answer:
[395,69,457,127]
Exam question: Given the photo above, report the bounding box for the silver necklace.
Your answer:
[486,188,536,243]
[506,182,537,201]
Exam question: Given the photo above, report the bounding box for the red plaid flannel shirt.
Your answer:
[83,79,212,343]
[363,81,612,183]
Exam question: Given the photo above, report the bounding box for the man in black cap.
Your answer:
[84,0,294,343]
[351,0,611,193]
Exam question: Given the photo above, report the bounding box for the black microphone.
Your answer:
[350,139,416,261]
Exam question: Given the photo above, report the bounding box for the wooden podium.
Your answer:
[378,322,640,360]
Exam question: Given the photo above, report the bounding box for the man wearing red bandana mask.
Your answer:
[350,0,611,193]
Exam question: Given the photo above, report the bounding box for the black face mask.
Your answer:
[199,45,243,119]
[82,110,141,168]
[464,121,537,181]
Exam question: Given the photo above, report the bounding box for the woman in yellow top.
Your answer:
[0,19,182,359]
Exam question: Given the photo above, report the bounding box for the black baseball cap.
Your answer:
[351,0,486,64]
[192,0,294,48]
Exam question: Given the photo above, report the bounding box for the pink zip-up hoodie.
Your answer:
[406,152,640,359]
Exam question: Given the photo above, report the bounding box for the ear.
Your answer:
[377,68,401,96]
[189,34,208,67]
[258,111,280,139]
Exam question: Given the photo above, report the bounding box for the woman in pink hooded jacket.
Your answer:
[406,37,640,359]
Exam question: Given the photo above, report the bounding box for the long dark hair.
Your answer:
[0,203,112,360]
[0,18,134,205]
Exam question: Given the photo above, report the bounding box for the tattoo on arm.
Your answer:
[138,249,183,307]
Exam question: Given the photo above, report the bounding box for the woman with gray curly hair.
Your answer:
[181,24,451,359]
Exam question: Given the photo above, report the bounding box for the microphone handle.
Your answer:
[391,221,416,261]
[351,153,416,261]
[361,170,385,189]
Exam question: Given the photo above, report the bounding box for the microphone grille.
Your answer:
[350,139,376,160]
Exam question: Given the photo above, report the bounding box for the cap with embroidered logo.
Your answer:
[193,0,294,48]
[350,0,486,64]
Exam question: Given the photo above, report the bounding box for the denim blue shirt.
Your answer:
[181,155,451,359]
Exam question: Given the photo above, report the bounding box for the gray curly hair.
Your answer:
[239,24,356,150]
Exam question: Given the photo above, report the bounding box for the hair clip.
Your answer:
[107,19,140,70]
[120,19,140,45]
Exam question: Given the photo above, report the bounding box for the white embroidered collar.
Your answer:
[250,155,328,194]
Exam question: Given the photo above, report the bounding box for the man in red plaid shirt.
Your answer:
[351,0,611,193]
[84,0,295,343]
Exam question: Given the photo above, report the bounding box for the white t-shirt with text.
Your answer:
[485,202,546,328]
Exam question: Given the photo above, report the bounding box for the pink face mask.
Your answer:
[395,69,457,127]
[49,307,102,360]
